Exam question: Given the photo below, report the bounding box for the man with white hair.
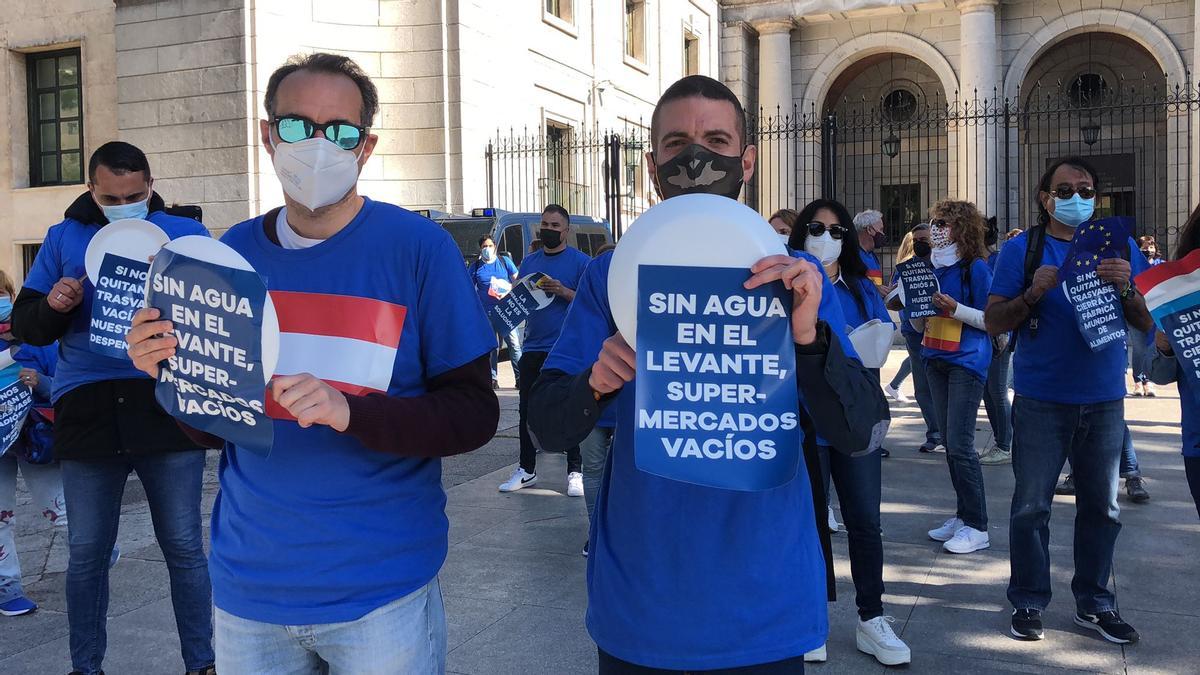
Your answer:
[854,209,887,292]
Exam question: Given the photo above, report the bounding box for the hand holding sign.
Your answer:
[270,374,350,431]
[745,254,822,345]
[48,277,85,313]
[588,333,636,395]
[1096,257,1132,291]
[1061,218,1131,352]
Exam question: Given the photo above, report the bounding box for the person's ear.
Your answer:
[358,133,378,169]
[741,145,757,185]
[260,119,274,158]
[646,150,664,200]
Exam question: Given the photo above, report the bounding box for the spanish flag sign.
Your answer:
[922,315,963,352]
[1135,248,1200,395]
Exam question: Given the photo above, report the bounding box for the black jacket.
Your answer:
[10,191,200,461]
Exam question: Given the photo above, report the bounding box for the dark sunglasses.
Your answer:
[1050,185,1097,200]
[273,115,367,151]
[807,222,847,239]
[930,219,949,228]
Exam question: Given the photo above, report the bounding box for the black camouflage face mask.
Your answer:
[653,144,745,201]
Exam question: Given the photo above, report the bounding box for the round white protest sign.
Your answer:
[608,193,787,347]
[84,219,170,282]
[153,236,280,382]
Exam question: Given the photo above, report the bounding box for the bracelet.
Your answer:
[1021,291,1037,307]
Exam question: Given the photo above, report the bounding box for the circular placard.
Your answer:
[607,194,787,346]
[84,219,170,282]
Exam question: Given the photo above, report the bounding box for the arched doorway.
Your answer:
[1016,32,1175,244]
[822,54,950,243]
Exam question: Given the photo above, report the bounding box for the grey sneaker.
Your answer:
[979,445,1012,466]
[1055,474,1075,496]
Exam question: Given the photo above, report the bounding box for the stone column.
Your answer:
[754,18,796,213]
[956,0,1000,218]
[1192,4,1200,210]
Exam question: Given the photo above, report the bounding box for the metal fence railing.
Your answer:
[485,80,1200,251]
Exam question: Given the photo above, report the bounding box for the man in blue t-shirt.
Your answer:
[126,53,498,674]
[469,234,521,389]
[985,157,1152,646]
[854,209,888,293]
[497,204,591,496]
[528,76,899,671]
[11,141,214,675]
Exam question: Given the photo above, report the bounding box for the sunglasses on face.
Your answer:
[273,115,367,151]
[807,222,847,239]
[1049,185,1097,200]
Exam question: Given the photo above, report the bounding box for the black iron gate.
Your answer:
[485,81,1199,249]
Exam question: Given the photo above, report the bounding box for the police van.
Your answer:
[420,208,613,265]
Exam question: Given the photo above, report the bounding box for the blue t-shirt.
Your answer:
[209,198,495,624]
[22,211,209,401]
[1174,365,1199,457]
[860,248,884,288]
[469,256,518,309]
[921,259,993,380]
[543,251,830,670]
[990,231,1149,404]
[832,274,892,331]
[517,247,591,352]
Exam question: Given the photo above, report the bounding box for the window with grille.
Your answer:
[27,49,84,187]
[21,244,42,279]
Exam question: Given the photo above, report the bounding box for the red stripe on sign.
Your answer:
[270,291,407,347]
[1135,249,1200,295]
[264,378,386,421]
[867,269,883,286]
[922,335,960,352]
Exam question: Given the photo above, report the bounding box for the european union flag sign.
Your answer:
[634,265,801,492]
[1061,218,1131,352]
[88,253,150,359]
[0,367,32,455]
[895,257,940,320]
[146,249,273,456]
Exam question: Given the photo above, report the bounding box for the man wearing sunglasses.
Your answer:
[527,75,892,671]
[986,156,1151,646]
[126,52,498,673]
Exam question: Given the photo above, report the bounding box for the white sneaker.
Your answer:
[883,384,910,403]
[856,616,911,666]
[928,517,964,542]
[827,505,841,533]
[566,472,584,497]
[498,467,537,492]
[979,445,1012,466]
[943,525,990,554]
[803,643,827,662]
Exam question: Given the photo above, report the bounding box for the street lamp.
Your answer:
[622,139,642,169]
[882,132,901,159]
[1081,122,1101,146]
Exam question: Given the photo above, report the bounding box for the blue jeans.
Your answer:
[816,445,884,621]
[1066,425,1140,479]
[887,356,911,390]
[924,359,988,531]
[1007,397,1124,614]
[580,426,614,522]
[1128,327,1150,383]
[982,344,1013,451]
[489,328,522,386]
[902,331,941,445]
[215,578,446,674]
[62,451,213,673]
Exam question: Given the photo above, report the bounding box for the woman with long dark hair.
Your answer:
[789,199,909,667]
[912,200,993,555]
[1147,203,1200,518]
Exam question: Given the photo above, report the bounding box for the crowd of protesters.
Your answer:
[0,54,1193,675]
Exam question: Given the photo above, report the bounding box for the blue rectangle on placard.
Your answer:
[87,253,150,359]
[633,264,801,492]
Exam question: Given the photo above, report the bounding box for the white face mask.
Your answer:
[480,246,497,262]
[778,233,791,246]
[932,243,960,269]
[271,137,364,212]
[804,231,842,265]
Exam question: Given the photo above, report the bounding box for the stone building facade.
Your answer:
[719,0,1200,252]
[0,0,718,280]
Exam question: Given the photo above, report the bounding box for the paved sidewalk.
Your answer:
[1,351,1194,674]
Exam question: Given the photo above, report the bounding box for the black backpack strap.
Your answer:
[1016,225,1048,342]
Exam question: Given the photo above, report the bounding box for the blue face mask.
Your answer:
[0,297,12,321]
[99,197,150,223]
[1052,194,1095,228]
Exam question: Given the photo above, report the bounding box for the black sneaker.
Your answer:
[1011,608,1044,641]
[581,540,589,557]
[918,441,938,453]
[491,378,500,390]
[880,447,891,458]
[1055,474,1075,495]
[1075,610,1139,644]
[1125,477,1150,503]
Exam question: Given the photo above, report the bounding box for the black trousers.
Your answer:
[598,649,805,674]
[518,350,581,474]
[1187,455,1200,520]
